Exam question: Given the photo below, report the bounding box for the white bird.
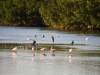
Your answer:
[86,37,89,41]
[32,46,37,51]
[27,37,31,40]
[12,47,17,51]
[69,48,72,53]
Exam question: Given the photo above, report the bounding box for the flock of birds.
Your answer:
[12,35,89,58]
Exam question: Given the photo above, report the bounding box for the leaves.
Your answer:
[0,0,100,29]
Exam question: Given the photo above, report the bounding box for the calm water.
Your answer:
[0,26,100,75]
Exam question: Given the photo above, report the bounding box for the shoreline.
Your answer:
[0,43,86,45]
[0,25,100,31]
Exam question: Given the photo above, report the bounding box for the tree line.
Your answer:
[0,0,100,30]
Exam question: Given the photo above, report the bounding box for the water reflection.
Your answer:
[31,57,34,62]
[12,51,17,60]
[0,48,100,75]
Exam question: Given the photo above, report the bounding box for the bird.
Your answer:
[41,48,47,51]
[34,35,37,38]
[27,37,31,40]
[50,45,56,56]
[33,40,36,46]
[50,49,55,53]
[86,37,89,41]
[71,40,74,45]
[40,48,47,56]
[51,36,54,43]
[32,45,37,51]
[42,35,45,38]
[69,48,72,53]
[50,45,55,53]
[40,47,47,56]
[12,47,17,51]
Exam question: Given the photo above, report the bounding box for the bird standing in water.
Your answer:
[42,35,45,38]
[69,48,72,53]
[71,40,74,45]
[32,45,37,51]
[51,36,54,43]
[27,37,31,40]
[50,45,56,56]
[86,37,89,41]
[50,45,55,53]
[12,47,17,51]
[33,40,36,46]
[40,48,47,56]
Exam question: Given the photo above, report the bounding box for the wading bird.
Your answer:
[51,36,54,43]
[71,40,74,45]
[12,47,17,51]
[86,37,89,41]
[33,40,36,46]
[40,48,47,56]
[50,45,56,56]
[27,37,31,40]
[50,45,55,53]
[41,47,47,51]
[69,48,72,53]
[34,35,37,38]
[42,35,45,38]
[32,45,37,51]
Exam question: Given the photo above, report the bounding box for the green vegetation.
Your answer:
[0,0,100,30]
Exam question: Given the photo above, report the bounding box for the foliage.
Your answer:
[0,0,43,26]
[0,0,100,29]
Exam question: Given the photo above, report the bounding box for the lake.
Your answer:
[0,26,100,75]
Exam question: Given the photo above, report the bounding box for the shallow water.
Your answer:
[0,26,100,75]
[0,48,100,75]
[0,26,100,50]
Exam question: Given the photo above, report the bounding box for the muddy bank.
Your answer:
[1,23,100,30]
[0,43,86,49]
[49,25,100,31]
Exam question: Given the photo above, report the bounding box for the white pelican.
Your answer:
[50,45,55,53]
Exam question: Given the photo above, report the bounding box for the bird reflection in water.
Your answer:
[68,55,72,63]
[12,51,17,60]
